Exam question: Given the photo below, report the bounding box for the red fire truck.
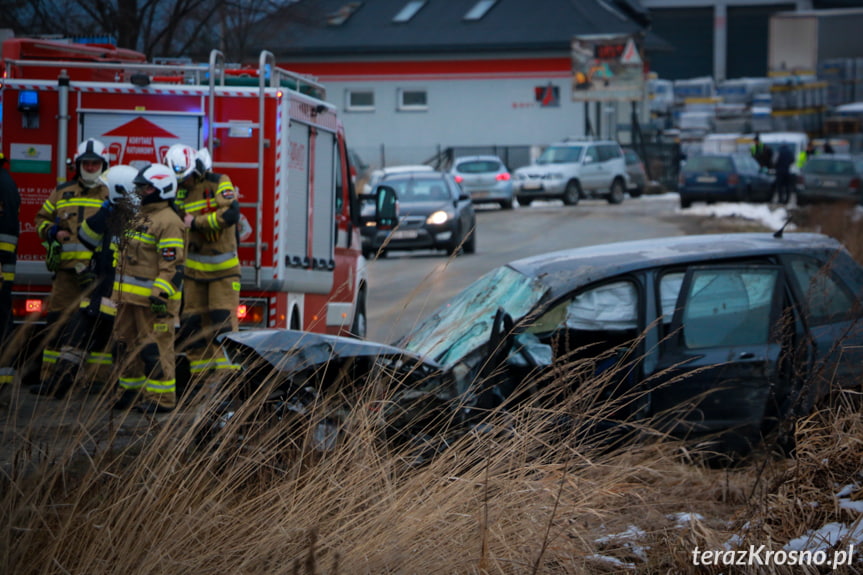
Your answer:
[0,38,369,340]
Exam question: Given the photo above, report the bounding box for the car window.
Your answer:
[679,267,779,349]
[787,255,855,325]
[735,154,760,173]
[659,271,685,324]
[456,160,501,173]
[804,158,855,175]
[683,156,734,172]
[564,281,638,330]
[536,145,583,165]
[387,178,451,202]
[623,149,639,165]
[584,146,599,162]
[598,145,621,162]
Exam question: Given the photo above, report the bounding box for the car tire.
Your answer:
[607,179,625,205]
[562,181,581,206]
[463,226,476,254]
[680,196,692,209]
[350,287,367,338]
[500,199,514,210]
[518,197,532,207]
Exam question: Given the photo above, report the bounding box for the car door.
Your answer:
[579,145,603,192]
[448,175,474,238]
[648,264,786,447]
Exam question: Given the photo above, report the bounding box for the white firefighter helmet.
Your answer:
[99,164,140,205]
[163,143,199,180]
[196,147,212,172]
[75,138,110,185]
[134,163,178,200]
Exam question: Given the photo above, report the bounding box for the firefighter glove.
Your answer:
[149,295,169,316]
[45,240,62,272]
[77,270,96,288]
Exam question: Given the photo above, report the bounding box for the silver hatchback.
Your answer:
[450,155,514,209]
[798,154,863,206]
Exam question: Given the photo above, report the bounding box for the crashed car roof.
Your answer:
[219,328,441,372]
[507,232,847,300]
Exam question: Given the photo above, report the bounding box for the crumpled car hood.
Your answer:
[219,329,441,373]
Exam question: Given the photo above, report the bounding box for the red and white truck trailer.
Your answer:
[0,38,368,341]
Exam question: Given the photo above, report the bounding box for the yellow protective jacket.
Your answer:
[34,180,108,271]
[113,201,185,312]
[175,172,240,281]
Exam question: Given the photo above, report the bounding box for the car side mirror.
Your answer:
[375,184,399,230]
[583,156,594,164]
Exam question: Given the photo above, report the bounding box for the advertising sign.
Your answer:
[571,34,645,102]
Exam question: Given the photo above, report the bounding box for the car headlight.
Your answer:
[426,210,451,225]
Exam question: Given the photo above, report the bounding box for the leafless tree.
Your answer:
[0,0,315,60]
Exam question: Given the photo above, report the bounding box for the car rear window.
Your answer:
[802,158,856,175]
[387,178,452,202]
[623,149,640,165]
[684,156,734,172]
[456,160,502,173]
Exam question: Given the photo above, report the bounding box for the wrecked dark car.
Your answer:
[217,232,863,457]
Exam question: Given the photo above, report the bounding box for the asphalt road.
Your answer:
[365,194,693,344]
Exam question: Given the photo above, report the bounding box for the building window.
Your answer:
[397,88,428,111]
[346,89,374,112]
[464,0,497,21]
[393,0,426,23]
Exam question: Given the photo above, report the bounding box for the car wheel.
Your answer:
[680,196,692,209]
[463,226,476,254]
[562,180,581,206]
[350,287,367,338]
[500,199,514,210]
[518,197,532,207]
[607,179,625,204]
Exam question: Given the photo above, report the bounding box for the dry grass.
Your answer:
[2,204,863,574]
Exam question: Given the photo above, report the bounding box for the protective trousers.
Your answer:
[113,303,177,409]
[40,270,114,389]
[179,276,240,384]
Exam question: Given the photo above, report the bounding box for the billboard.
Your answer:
[571,34,645,102]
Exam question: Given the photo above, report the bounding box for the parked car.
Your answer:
[513,139,629,206]
[678,153,774,208]
[797,154,863,206]
[450,155,514,209]
[622,147,648,197]
[361,170,476,258]
[217,232,863,459]
[363,164,435,193]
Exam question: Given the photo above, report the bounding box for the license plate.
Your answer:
[472,190,490,198]
[521,182,541,190]
[391,229,418,240]
[822,180,838,188]
[696,176,717,183]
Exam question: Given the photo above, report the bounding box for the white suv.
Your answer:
[514,139,630,206]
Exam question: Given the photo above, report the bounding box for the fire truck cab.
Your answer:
[1,38,368,342]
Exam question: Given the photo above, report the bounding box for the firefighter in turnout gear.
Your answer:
[112,164,185,413]
[31,139,111,397]
[0,153,20,386]
[74,165,140,398]
[164,144,240,388]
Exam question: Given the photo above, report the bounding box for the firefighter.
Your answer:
[112,164,185,413]
[31,139,110,397]
[70,165,140,399]
[0,153,20,386]
[163,143,240,391]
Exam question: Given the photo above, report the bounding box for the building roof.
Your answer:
[256,0,658,59]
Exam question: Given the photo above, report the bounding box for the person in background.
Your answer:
[0,152,20,386]
[798,141,817,170]
[164,144,241,393]
[31,139,110,397]
[774,144,795,205]
[823,139,835,154]
[111,164,185,413]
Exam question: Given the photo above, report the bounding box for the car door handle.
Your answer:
[738,351,756,359]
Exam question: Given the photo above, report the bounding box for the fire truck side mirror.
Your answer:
[375,185,398,230]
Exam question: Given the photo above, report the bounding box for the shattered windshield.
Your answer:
[398,265,548,367]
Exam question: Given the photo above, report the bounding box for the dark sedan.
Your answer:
[679,153,774,208]
[361,171,476,258]
[797,154,863,206]
[218,232,863,459]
